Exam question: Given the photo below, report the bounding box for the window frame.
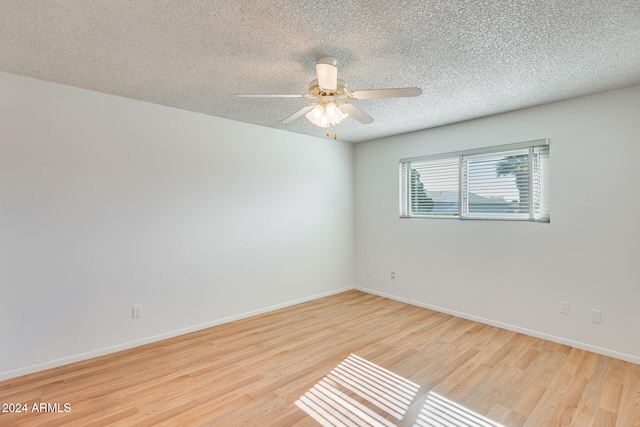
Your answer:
[399,139,550,222]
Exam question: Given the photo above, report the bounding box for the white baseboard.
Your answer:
[0,286,352,381]
[356,286,640,365]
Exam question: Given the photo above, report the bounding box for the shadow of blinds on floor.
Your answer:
[414,391,505,427]
[295,354,420,426]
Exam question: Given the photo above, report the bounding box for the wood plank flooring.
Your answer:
[1,290,639,426]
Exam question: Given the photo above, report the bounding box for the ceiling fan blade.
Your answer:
[348,87,422,100]
[237,94,305,98]
[281,105,315,123]
[316,57,338,91]
[339,103,374,124]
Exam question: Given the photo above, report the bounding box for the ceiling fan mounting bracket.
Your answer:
[317,57,337,66]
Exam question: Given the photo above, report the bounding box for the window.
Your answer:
[399,139,549,221]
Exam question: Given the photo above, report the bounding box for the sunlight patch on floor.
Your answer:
[295,353,420,426]
[413,391,504,427]
[296,354,505,427]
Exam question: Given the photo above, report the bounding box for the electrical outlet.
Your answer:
[590,309,602,324]
[560,301,569,315]
[391,272,395,279]
[132,305,142,319]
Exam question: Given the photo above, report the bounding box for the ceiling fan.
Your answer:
[237,57,422,136]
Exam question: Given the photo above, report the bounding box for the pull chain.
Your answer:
[324,130,337,139]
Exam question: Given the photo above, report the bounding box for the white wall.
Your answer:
[355,85,640,363]
[0,72,355,379]
[3,71,638,381]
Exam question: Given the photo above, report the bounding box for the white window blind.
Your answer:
[399,140,550,222]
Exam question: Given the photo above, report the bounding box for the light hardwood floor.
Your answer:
[1,290,639,426]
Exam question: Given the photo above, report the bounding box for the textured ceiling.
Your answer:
[1,1,639,143]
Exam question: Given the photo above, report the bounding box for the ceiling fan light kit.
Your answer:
[237,56,422,138]
[305,98,349,128]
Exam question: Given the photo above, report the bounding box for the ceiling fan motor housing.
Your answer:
[308,79,347,98]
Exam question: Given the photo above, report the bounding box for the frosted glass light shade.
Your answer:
[305,102,348,128]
